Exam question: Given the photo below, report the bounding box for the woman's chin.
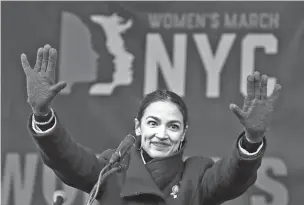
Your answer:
[147,148,171,158]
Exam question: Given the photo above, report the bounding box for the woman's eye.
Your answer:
[170,124,180,130]
[148,121,157,126]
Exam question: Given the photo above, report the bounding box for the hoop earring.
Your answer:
[178,141,183,150]
[136,138,142,151]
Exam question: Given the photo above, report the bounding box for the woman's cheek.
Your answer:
[142,128,155,140]
[168,132,183,143]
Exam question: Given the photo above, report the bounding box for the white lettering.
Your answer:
[144,33,187,96]
[251,158,289,205]
[147,13,220,29]
[1,153,38,205]
[194,33,236,98]
[42,164,57,205]
[224,13,280,29]
[42,164,79,205]
[241,34,278,97]
[1,153,288,205]
[148,13,163,29]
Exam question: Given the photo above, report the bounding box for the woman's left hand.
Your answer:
[230,71,282,143]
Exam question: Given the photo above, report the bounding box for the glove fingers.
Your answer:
[34,48,43,72]
[229,103,245,121]
[21,54,31,74]
[49,81,67,95]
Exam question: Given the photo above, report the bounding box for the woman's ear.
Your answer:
[181,125,188,141]
[134,118,141,136]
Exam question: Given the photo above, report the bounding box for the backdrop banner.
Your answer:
[2,2,304,205]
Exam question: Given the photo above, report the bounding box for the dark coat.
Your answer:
[28,115,266,205]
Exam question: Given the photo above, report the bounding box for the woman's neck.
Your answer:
[140,149,153,164]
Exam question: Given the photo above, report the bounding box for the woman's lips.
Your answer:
[151,141,170,148]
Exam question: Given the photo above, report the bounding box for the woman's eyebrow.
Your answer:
[146,116,181,124]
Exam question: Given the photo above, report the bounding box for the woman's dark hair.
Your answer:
[136,89,188,127]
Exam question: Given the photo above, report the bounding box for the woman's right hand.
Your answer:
[21,44,67,116]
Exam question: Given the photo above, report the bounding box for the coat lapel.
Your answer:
[120,147,165,200]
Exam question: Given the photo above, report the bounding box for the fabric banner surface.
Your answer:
[2,2,304,205]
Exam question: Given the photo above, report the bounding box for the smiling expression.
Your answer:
[135,101,186,158]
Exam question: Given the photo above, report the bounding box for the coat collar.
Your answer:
[120,142,184,200]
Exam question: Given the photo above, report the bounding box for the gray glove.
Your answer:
[21,44,67,116]
[229,71,282,143]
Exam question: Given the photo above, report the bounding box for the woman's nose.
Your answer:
[155,126,168,139]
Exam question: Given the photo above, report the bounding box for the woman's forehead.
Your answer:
[142,101,183,120]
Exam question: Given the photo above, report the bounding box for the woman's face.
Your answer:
[135,101,186,158]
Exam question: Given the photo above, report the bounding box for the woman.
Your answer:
[21,44,282,205]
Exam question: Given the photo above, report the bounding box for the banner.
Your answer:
[2,2,304,205]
